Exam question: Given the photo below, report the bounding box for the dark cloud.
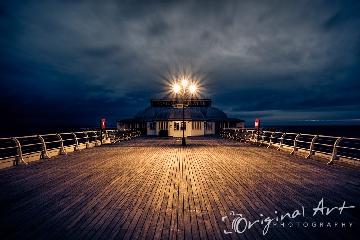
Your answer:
[1,0,360,133]
[84,45,120,58]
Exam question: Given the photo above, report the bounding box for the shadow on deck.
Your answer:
[0,136,359,240]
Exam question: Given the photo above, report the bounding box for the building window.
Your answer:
[150,122,155,130]
[206,122,212,130]
[159,121,168,130]
[181,122,186,130]
[174,122,180,131]
[192,121,202,130]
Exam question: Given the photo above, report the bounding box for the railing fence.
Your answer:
[220,128,360,164]
[0,130,141,168]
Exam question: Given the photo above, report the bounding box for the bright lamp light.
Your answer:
[181,79,188,88]
[189,85,196,93]
[173,84,181,93]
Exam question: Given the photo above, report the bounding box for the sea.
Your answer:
[259,125,360,138]
[1,125,360,139]
[0,126,105,138]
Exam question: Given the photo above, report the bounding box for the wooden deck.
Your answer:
[0,136,359,240]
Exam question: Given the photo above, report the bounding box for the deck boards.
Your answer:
[0,136,359,240]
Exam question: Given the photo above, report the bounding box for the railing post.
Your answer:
[102,130,107,143]
[72,132,80,151]
[306,135,318,159]
[11,137,27,165]
[38,135,50,159]
[56,134,67,155]
[328,137,343,165]
[94,132,101,146]
[277,133,286,151]
[84,131,90,148]
[250,130,257,143]
[290,133,301,155]
[267,132,275,148]
[259,132,265,146]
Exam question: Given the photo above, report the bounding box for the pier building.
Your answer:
[116,99,244,136]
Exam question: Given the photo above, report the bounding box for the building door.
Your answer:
[173,121,183,137]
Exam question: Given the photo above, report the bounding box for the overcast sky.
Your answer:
[1,0,360,131]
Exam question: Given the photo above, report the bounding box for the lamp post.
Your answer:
[173,79,196,146]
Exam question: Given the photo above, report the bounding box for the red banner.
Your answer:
[100,119,106,130]
[254,118,260,130]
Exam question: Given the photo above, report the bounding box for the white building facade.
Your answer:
[117,99,244,137]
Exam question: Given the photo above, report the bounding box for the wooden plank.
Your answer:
[0,136,359,240]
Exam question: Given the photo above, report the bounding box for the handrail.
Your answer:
[306,135,318,159]
[0,130,141,166]
[38,135,51,159]
[290,133,301,155]
[72,132,81,151]
[11,137,27,165]
[220,129,360,163]
[56,133,67,155]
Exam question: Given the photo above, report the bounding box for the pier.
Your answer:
[0,136,359,239]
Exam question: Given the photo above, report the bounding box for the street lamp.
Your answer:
[173,79,197,146]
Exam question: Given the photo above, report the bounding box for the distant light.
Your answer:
[173,84,181,93]
[189,85,196,93]
[181,79,188,88]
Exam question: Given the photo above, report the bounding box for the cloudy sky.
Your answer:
[1,0,360,131]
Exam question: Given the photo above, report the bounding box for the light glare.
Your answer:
[173,84,181,93]
[181,79,188,88]
[190,85,196,93]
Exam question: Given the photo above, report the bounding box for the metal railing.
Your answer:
[220,128,360,164]
[0,130,141,167]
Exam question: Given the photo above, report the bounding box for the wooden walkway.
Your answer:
[0,136,359,240]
